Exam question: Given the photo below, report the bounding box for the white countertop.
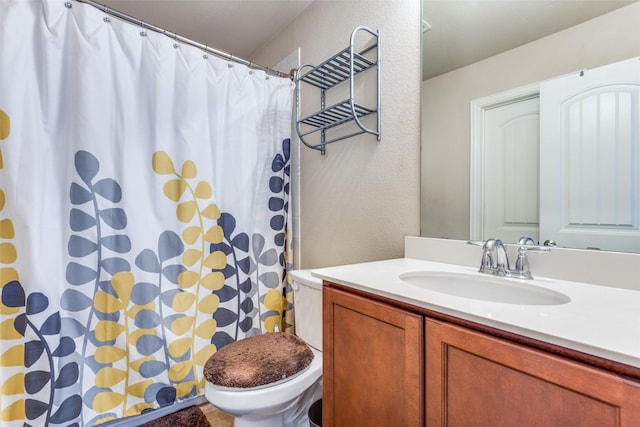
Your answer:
[312,258,640,369]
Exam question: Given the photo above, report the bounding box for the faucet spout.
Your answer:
[478,238,509,276]
[493,239,510,276]
[467,237,551,279]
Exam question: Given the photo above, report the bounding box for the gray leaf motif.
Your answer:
[68,235,98,257]
[74,150,100,186]
[61,289,93,311]
[93,178,122,203]
[158,230,184,262]
[70,182,92,205]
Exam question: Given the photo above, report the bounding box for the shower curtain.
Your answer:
[0,1,294,425]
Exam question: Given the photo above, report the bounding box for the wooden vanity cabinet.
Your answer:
[426,319,640,427]
[322,286,424,427]
[323,283,640,427]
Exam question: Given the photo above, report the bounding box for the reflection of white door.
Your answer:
[483,97,540,243]
[540,57,640,252]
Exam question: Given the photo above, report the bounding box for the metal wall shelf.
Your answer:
[295,26,380,155]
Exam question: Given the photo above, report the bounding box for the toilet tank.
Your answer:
[290,270,323,351]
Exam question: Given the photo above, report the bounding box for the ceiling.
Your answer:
[422,0,638,79]
[100,0,314,60]
[98,0,637,78]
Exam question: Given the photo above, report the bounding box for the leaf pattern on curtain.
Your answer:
[2,110,83,426]
[0,135,292,426]
[1,2,293,424]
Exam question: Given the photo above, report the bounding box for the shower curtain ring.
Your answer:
[139,20,147,37]
[203,46,208,60]
[173,33,180,49]
[102,4,111,22]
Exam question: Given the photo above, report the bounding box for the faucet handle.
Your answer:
[513,243,550,279]
[466,239,494,273]
[517,236,536,246]
[466,240,486,248]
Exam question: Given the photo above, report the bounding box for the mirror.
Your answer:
[421,0,640,252]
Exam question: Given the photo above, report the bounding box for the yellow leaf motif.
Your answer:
[128,328,157,344]
[264,315,283,333]
[127,302,156,319]
[176,201,197,223]
[93,391,125,413]
[194,344,216,366]
[0,219,14,239]
[204,226,224,244]
[0,267,18,284]
[168,360,193,382]
[0,243,17,264]
[201,204,221,220]
[0,110,9,140]
[194,181,212,199]
[195,319,217,339]
[96,415,118,425]
[0,319,22,340]
[182,249,203,267]
[111,271,135,306]
[177,271,199,289]
[264,289,285,312]
[0,373,24,395]
[95,320,125,342]
[96,367,127,388]
[0,400,24,422]
[176,380,196,398]
[0,190,4,210]
[171,316,195,335]
[152,151,175,175]
[124,402,155,417]
[95,346,127,364]
[127,380,154,398]
[0,303,19,315]
[94,290,124,314]
[129,356,154,373]
[203,251,226,269]
[182,226,202,245]
[181,160,197,179]
[197,294,220,314]
[0,345,24,366]
[163,179,187,202]
[197,378,206,389]
[200,272,225,291]
[172,292,196,312]
[168,337,192,358]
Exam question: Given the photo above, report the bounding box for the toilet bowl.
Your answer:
[204,270,323,427]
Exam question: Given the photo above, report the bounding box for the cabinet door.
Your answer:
[323,286,424,427]
[426,319,640,427]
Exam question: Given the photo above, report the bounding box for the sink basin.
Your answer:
[399,271,571,305]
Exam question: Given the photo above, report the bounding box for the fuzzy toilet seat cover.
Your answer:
[203,332,314,388]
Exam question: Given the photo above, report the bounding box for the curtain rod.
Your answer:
[72,0,293,80]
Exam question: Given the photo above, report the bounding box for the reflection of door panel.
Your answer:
[540,57,640,252]
[483,97,539,243]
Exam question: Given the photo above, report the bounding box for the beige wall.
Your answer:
[253,1,422,269]
[421,2,640,240]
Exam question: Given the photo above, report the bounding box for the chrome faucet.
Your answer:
[468,237,550,279]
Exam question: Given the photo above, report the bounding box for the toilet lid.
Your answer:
[203,332,314,388]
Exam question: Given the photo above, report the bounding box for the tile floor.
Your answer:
[199,403,234,427]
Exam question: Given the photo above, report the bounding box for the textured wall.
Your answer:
[421,2,640,240]
[252,1,422,269]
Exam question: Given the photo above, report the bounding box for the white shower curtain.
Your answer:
[0,0,293,425]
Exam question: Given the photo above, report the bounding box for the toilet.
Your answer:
[204,270,323,427]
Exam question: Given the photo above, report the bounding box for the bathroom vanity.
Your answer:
[314,251,640,427]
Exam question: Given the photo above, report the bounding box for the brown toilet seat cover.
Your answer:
[203,332,314,388]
